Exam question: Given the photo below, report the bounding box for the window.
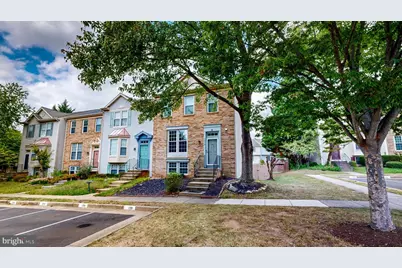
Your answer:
[70,120,76,134]
[71,143,82,160]
[184,95,195,115]
[82,119,88,133]
[207,94,218,112]
[395,136,402,151]
[168,129,188,153]
[39,122,53,137]
[95,118,102,132]
[110,164,126,174]
[109,139,118,156]
[120,139,127,156]
[168,162,177,173]
[26,125,35,138]
[31,152,36,161]
[69,166,80,174]
[167,162,188,175]
[113,110,129,127]
[162,106,172,118]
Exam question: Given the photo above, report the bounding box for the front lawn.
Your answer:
[0,181,42,194]
[27,177,115,196]
[353,166,402,174]
[90,204,402,247]
[220,170,368,200]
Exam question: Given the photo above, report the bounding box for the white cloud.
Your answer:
[0,21,82,54]
[0,55,35,83]
[0,45,13,54]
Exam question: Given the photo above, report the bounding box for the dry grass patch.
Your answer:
[221,170,368,200]
[90,204,402,247]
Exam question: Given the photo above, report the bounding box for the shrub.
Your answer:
[12,173,30,182]
[260,159,265,165]
[355,156,365,166]
[382,155,402,166]
[77,165,92,180]
[307,164,341,172]
[309,162,318,167]
[385,161,402,169]
[165,172,183,193]
[349,161,357,167]
[30,178,49,185]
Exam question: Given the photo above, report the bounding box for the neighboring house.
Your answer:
[62,109,103,174]
[386,130,402,155]
[99,94,154,176]
[252,138,270,164]
[318,130,388,165]
[18,107,68,176]
[152,87,242,178]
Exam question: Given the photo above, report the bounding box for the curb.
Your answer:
[0,200,160,212]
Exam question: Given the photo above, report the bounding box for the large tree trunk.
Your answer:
[240,125,254,183]
[364,149,395,231]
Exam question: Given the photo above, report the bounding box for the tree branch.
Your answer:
[378,107,401,145]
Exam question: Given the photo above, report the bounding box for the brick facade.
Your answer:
[62,115,103,172]
[152,91,236,178]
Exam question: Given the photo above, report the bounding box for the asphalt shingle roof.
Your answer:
[61,109,103,119]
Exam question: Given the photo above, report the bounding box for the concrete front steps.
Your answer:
[42,179,67,189]
[180,168,215,197]
[120,170,142,180]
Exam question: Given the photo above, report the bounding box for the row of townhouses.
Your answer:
[18,88,243,179]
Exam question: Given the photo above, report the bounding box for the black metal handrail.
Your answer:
[212,155,221,180]
[194,153,201,177]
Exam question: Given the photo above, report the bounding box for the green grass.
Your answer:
[0,181,42,194]
[27,177,115,196]
[220,170,368,200]
[353,166,402,174]
[96,177,149,196]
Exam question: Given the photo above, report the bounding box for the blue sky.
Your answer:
[0,22,120,111]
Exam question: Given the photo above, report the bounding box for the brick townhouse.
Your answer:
[62,109,103,174]
[151,87,242,178]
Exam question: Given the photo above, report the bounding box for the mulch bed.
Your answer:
[116,179,190,196]
[203,177,235,197]
[328,222,402,246]
[227,180,267,194]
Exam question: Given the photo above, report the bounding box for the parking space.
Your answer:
[0,206,136,247]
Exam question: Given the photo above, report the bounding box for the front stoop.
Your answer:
[120,170,142,180]
[180,168,215,197]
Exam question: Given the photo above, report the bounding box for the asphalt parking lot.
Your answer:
[0,206,137,247]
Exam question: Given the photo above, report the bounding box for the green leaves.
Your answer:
[52,99,75,113]
[0,83,32,134]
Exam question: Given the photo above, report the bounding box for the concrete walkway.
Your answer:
[0,192,393,210]
[308,174,402,210]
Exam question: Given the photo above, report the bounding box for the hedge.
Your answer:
[355,156,365,166]
[385,161,402,169]
[382,155,402,165]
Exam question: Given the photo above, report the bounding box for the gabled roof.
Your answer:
[102,93,131,111]
[109,128,131,138]
[62,109,103,119]
[23,107,68,124]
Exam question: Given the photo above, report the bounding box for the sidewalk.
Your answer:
[0,192,389,210]
[308,174,402,210]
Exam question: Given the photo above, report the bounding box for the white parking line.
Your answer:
[16,212,94,235]
[0,208,12,211]
[0,209,48,222]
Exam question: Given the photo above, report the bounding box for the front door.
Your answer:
[92,150,99,168]
[207,139,218,165]
[24,154,29,170]
[139,141,149,170]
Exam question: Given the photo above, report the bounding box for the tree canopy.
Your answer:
[0,128,21,170]
[52,99,75,113]
[0,83,32,134]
